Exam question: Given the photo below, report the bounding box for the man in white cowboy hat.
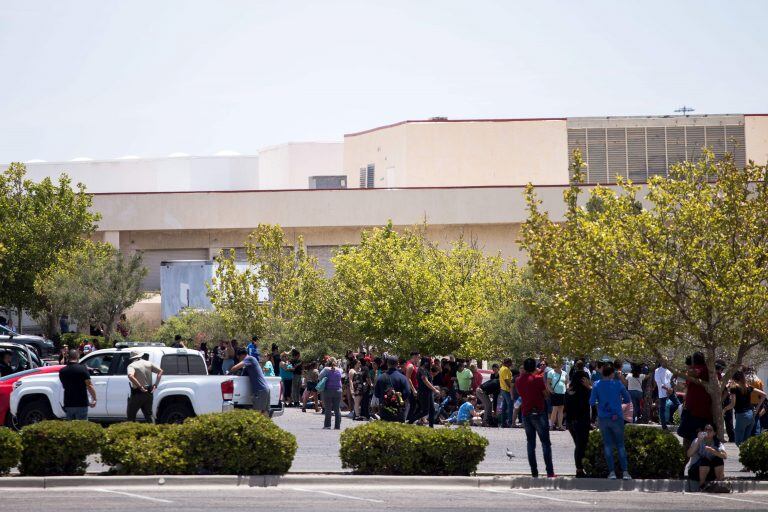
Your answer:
[126,350,163,422]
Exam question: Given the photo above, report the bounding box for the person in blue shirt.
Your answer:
[246,335,260,362]
[230,348,270,416]
[589,364,632,480]
[444,395,479,426]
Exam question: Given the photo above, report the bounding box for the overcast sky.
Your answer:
[1,0,766,162]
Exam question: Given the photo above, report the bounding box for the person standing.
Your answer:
[58,349,97,420]
[319,358,344,429]
[230,348,270,416]
[590,364,632,480]
[724,370,766,445]
[279,352,294,404]
[302,362,320,413]
[246,335,261,362]
[677,352,713,453]
[626,365,646,424]
[126,350,163,422]
[564,363,592,478]
[404,351,420,423]
[546,358,567,430]
[171,335,185,348]
[455,360,474,397]
[498,358,514,428]
[654,360,679,429]
[374,356,411,422]
[290,349,303,407]
[516,358,555,478]
[221,340,236,374]
[411,360,440,427]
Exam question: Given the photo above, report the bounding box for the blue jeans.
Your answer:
[734,409,755,446]
[629,390,643,423]
[65,407,88,420]
[499,390,513,427]
[658,394,680,428]
[599,416,628,473]
[522,412,554,477]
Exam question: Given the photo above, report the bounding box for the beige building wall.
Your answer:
[344,119,570,188]
[258,142,344,190]
[745,115,768,165]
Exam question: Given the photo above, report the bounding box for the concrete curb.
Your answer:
[1,474,767,493]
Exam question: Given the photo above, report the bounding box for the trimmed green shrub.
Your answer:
[739,432,768,478]
[179,410,297,475]
[340,422,488,475]
[0,428,22,474]
[20,420,104,476]
[100,422,166,468]
[583,424,685,479]
[115,425,192,475]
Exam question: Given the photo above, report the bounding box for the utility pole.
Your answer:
[674,106,695,116]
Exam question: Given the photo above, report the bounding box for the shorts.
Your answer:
[698,456,724,468]
[514,397,522,409]
[550,393,565,407]
[252,389,271,412]
[677,409,712,440]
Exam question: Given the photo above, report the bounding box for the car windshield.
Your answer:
[0,368,39,381]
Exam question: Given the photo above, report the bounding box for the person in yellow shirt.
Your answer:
[499,358,514,428]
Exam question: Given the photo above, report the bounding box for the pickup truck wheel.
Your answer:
[158,402,194,424]
[18,399,54,427]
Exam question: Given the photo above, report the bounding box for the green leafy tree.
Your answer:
[35,241,147,338]
[481,269,560,362]
[0,163,99,331]
[521,150,768,437]
[332,222,517,358]
[208,224,332,352]
[152,308,232,346]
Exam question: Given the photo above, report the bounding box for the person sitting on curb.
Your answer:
[687,423,728,492]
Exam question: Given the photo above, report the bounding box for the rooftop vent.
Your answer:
[429,117,448,121]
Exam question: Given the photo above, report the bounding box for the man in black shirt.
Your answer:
[477,373,500,427]
[58,349,97,420]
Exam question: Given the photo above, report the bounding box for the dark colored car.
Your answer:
[0,324,55,357]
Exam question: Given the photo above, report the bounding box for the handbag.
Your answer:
[316,376,328,392]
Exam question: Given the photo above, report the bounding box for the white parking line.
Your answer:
[484,488,590,505]
[95,489,174,504]
[705,494,768,506]
[291,487,384,503]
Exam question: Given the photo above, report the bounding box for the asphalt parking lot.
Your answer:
[271,408,749,476]
[3,485,768,512]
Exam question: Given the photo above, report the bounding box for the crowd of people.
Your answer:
[51,332,768,489]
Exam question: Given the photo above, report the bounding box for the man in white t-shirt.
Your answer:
[654,361,680,429]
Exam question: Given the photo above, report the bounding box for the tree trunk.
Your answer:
[16,306,23,334]
[705,352,726,440]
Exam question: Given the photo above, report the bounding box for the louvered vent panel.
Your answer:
[647,127,667,177]
[567,129,587,179]
[586,128,607,183]
[726,125,746,168]
[666,126,686,170]
[366,164,375,189]
[359,168,366,188]
[627,128,647,182]
[607,128,627,181]
[686,126,706,161]
[706,126,726,160]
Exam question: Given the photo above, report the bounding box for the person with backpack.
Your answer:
[374,356,411,422]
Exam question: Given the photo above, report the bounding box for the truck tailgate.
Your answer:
[231,376,283,409]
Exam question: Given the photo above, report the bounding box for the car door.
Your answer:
[80,352,114,418]
[106,353,134,418]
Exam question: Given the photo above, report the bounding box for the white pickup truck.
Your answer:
[10,344,283,426]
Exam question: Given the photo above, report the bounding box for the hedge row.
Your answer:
[583,425,686,479]
[340,422,488,475]
[0,410,297,476]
